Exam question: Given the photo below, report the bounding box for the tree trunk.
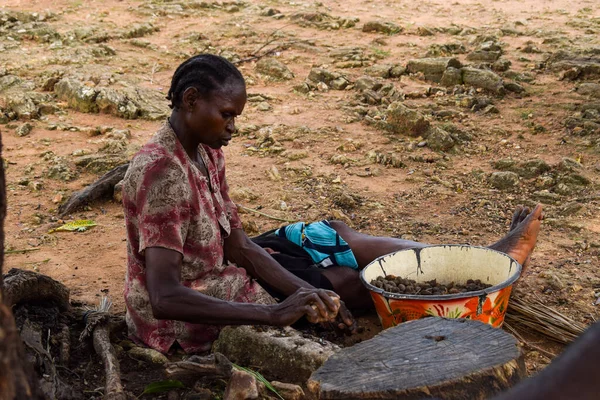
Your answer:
[0,132,42,400]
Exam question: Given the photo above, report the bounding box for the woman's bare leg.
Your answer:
[324,205,543,309]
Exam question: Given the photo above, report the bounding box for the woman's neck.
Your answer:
[169,111,199,159]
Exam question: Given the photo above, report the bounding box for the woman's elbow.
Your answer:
[149,294,173,320]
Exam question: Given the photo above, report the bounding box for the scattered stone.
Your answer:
[493,58,512,72]
[416,26,435,36]
[224,369,259,400]
[213,326,339,385]
[54,78,98,113]
[557,157,583,172]
[518,159,551,178]
[364,64,394,78]
[290,11,357,30]
[466,50,502,62]
[546,50,600,80]
[354,76,382,92]
[270,382,304,400]
[426,42,467,57]
[15,122,32,137]
[440,67,463,86]
[489,171,519,190]
[362,21,402,35]
[504,82,525,93]
[533,190,561,204]
[406,57,462,83]
[256,102,271,111]
[576,83,600,98]
[426,126,455,151]
[384,102,430,136]
[461,67,505,94]
[122,23,158,39]
[128,346,168,365]
[366,150,405,168]
[255,58,294,81]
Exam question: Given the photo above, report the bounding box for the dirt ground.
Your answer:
[2,0,600,391]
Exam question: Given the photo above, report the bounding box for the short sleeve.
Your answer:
[132,158,192,255]
[215,151,243,230]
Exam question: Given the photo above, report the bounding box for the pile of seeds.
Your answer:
[370,275,493,295]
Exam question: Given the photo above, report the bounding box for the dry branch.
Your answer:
[165,353,233,386]
[58,163,129,217]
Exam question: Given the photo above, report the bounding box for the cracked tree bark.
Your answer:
[0,132,44,400]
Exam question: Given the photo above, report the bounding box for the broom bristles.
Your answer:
[505,292,587,345]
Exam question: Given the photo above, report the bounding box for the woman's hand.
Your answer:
[270,288,341,326]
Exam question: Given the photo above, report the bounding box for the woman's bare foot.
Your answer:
[489,204,544,271]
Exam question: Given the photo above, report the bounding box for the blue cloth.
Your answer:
[275,220,359,270]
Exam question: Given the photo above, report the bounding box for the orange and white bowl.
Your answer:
[360,245,521,329]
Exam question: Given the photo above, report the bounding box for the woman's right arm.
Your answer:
[145,247,337,326]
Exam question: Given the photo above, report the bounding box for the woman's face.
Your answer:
[186,82,247,149]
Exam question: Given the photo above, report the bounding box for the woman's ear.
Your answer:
[181,87,199,112]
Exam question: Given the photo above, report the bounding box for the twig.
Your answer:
[238,205,296,223]
[235,24,305,65]
[503,321,558,359]
[6,248,41,254]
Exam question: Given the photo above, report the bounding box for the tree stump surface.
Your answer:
[308,317,525,400]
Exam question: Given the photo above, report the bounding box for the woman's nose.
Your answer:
[226,118,235,133]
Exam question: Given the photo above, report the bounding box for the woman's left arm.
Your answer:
[224,228,312,296]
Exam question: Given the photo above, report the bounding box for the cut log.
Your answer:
[58,163,129,217]
[3,268,70,311]
[308,317,525,400]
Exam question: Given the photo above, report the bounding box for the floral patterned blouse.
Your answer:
[122,122,273,354]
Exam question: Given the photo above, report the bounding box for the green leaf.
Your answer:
[49,220,97,233]
[232,364,283,400]
[140,380,185,396]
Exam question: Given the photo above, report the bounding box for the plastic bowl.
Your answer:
[360,245,521,329]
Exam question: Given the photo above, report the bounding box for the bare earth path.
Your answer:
[1,0,599,374]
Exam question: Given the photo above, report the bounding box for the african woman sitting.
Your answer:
[123,54,543,354]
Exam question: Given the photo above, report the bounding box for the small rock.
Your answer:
[28,181,43,191]
[557,157,583,172]
[330,77,350,90]
[128,346,168,365]
[316,82,329,92]
[224,369,259,400]
[576,83,600,99]
[364,64,392,78]
[425,126,455,151]
[15,122,33,137]
[362,21,402,34]
[466,50,502,62]
[492,58,512,72]
[482,105,499,114]
[270,382,305,400]
[256,102,271,112]
[406,57,462,83]
[518,159,551,178]
[384,102,430,136]
[354,76,382,92]
[440,67,463,87]
[255,58,294,81]
[489,171,519,190]
[504,82,525,93]
[461,67,505,94]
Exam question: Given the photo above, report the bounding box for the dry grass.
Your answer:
[505,293,587,346]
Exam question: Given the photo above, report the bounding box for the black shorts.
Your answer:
[250,230,334,296]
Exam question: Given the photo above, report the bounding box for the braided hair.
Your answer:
[166,54,245,109]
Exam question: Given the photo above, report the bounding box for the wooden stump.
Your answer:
[308,317,525,400]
